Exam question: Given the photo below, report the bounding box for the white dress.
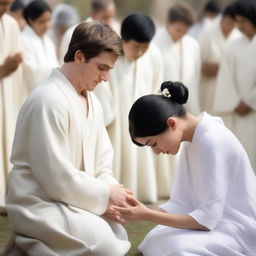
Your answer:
[139,112,256,256]
[6,69,130,256]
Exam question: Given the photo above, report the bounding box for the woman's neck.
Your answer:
[182,113,201,142]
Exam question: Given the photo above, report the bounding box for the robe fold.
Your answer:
[0,14,23,211]
[6,69,130,256]
[153,27,201,115]
[213,35,256,171]
[139,112,256,256]
[21,26,58,95]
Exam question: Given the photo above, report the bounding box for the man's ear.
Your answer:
[167,117,176,131]
[74,50,85,63]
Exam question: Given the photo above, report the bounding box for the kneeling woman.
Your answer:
[114,81,256,255]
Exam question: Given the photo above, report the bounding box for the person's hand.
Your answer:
[235,101,252,116]
[109,184,133,208]
[112,196,151,224]
[102,205,123,223]
[202,62,219,77]
[0,53,23,79]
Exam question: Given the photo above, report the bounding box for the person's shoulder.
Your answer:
[2,13,20,31]
[183,34,199,47]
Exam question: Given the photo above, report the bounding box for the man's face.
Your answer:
[0,0,13,18]
[166,22,190,42]
[122,40,150,62]
[92,4,116,25]
[236,15,256,39]
[75,51,118,91]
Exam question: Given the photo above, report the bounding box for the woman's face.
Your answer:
[166,21,190,42]
[135,118,183,155]
[29,11,51,37]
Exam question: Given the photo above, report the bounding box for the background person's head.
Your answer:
[91,0,116,25]
[8,0,26,30]
[23,0,51,37]
[121,13,155,61]
[233,0,256,39]
[166,3,195,42]
[202,0,221,20]
[220,2,237,37]
[129,81,188,155]
[0,0,14,18]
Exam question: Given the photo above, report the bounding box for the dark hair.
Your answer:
[233,0,256,27]
[204,0,221,14]
[10,0,25,12]
[23,0,51,25]
[129,81,188,146]
[64,21,123,63]
[91,0,114,13]
[121,13,155,43]
[167,3,195,27]
[223,2,236,20]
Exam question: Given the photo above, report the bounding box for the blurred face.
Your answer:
[0,0,13,18]
[92,3,116,25]
[75,51,118,92]
[166,21,190,42]
[29,11,51,37]
[235,15,256,39]
[135,118,183,155]
[122,40,150,62]
[221,16,236,37]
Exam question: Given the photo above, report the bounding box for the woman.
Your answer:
[22,0,58,95]
[114,81,256,255]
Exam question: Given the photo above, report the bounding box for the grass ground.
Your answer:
[0,202,161,255]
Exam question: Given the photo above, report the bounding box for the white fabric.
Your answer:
[140,112,256,256]
[199,16,242,113]
[6,69,130,256]
[0,14,23,210]
[21,26,58,95]
[153,27,201,115]
[213,35,256,171]
[107,44,176,202]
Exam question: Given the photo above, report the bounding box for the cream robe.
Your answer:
[107,45,175,203]
[213,35,256,171]
[140,112,256,256]
[199,16,242,113]
[21,25,58,95]
[6,69,130,256]
[153,27,201,115]
[0,14,23,211]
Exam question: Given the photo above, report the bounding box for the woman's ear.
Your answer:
[167,117,177,131]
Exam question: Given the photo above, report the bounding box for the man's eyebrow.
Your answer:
[98,64,113,69]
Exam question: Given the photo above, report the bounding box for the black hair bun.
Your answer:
[160,81,188,104]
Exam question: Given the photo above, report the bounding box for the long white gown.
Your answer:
[213,34,256,172]
[21,25,58,95]
[153,26,201,115]
[0,14,23,211]
[199,16,242,113]
[139,112,256,256]
[6,69,130,256]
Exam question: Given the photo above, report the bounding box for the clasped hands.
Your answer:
[103,184,150,224]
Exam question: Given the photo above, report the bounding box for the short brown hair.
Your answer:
[64,21,123,63]
[167,2,195,27]
[91,0,114,13]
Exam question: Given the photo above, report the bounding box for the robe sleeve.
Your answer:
[26,93,110,215]
[188,127,239,230]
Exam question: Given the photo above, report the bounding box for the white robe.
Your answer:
[140,112,256,256]
[213,35,256,171]
[0,14,23,211]
[107,44,175,203]
[153,27,201,115]
[199,16,242,113]
[21,26,58,95]
[6,69,130,256]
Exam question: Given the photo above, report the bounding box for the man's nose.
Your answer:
[100,71,109,82]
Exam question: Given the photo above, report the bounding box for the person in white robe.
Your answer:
[199,3,242,114]
[213,0,256,171]
[59,0,120,64]
[153,2,201,115]
[106,13,175,203]
[0,0,23,213]
[21,0,58,95]
[8,0,26,31]
[114,81,256,256]
[4,21,131,256]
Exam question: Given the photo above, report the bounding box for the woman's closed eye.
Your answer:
[151,142,157,147]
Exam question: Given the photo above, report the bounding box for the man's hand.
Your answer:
[202,62,219,77]
[235,101,252,116]
[0,53,23,79]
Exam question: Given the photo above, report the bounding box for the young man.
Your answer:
[0,0,23,214]
[4,22,131,256]
[106,13,175,203]
[213,0,256,172]
[153,2,201,115]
